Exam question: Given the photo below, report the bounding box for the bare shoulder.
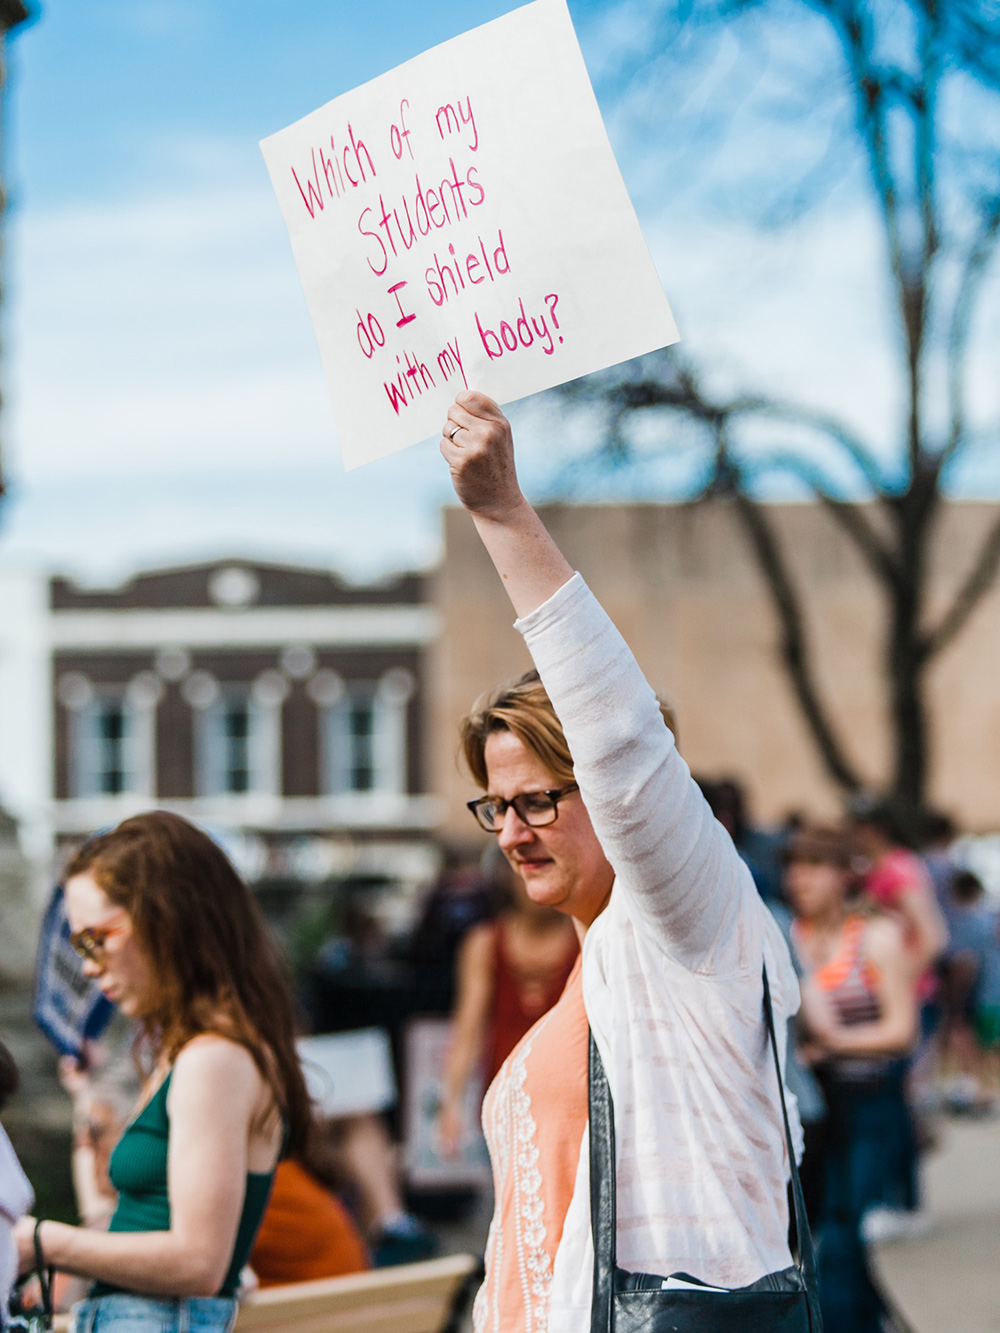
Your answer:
[864,914,907,962]
[459,921,498,971]
[171,1035,263,1096]
[464,921,496,955]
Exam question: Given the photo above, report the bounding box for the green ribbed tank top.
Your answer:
[91,1070,277,1298]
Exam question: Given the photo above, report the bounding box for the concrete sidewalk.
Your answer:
[873,1115,1000,1333]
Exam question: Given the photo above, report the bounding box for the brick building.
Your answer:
[48,558,441,898]
[3,497,998,904]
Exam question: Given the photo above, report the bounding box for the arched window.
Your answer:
[317,669,414,797]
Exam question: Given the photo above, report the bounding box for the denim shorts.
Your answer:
[70,1295,238,1333]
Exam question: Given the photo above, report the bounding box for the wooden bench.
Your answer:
[234,1255,480,1333]
[52,1254,481,1333]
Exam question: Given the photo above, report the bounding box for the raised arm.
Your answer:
[441,392,573,616]
[441,394,770,973]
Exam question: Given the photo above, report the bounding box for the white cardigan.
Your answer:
[512,574,801,1333]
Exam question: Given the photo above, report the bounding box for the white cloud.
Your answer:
[6,177,334,478]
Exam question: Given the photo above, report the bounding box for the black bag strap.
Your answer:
[589,964,822,1332]
[33,1220,54,1330]
[761,965,822,1325]
[8,1224,54,1333]
[589,1028,616,1333]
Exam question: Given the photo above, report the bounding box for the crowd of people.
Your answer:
[1,390,999,1333]
[702,784,1000,1327]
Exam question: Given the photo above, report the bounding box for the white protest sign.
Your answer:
[260,0,678,471]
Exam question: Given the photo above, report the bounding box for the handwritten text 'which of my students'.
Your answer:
[286,93,567,416]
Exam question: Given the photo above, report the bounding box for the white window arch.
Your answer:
[317,668,414,797]
[188,671,286,798]
[62,671,160,798]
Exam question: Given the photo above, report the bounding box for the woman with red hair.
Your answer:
[16,811,311,1333]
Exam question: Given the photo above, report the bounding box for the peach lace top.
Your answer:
[475,957,588,1333]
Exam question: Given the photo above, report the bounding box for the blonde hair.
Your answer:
[460,668,677,789]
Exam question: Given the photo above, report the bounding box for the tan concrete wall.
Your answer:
[429,500,1000,844]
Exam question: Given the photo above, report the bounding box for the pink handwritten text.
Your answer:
[476,294,563,359]
[436,337,467,388]
[356,309,386,359]
[425,230,510,306]
[358,159,485,276]
[389,99,414,161]
[384,348,437,414]
[435,96,478,152]
[291,124,376,218]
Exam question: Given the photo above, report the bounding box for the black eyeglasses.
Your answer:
[467,783,579,832]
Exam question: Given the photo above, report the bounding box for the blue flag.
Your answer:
[33,885,115,1058]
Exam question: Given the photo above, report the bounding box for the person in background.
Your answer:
[406,856,499,990]
[435,837,578,1158]
[765,896,828,1225]
[784,825,918,1333]
[49,1041,140,1312]
[851,798,948,1232]
[852,799,948,985]
[304,1111,436,1267]
[15,812,312,1333]
[920,811,960,924]
[1,1042,33,1325]
[248,1152,369,1286]
[939,870,1000,1111]
[58,1041,137,1234]
[697,777,785,903]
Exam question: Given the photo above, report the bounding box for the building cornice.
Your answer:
[50,605,440,651]
[52,792,443,834]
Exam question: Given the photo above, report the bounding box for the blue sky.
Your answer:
[12,1,531,206]
[1,0,997,583]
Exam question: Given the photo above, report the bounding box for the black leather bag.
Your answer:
[589,967,823,1333]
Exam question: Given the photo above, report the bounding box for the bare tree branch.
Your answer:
[822,0,929,476]
[729,399,889,495]
[944,190,1000,461]
[722,472,863,790]
[825,2,905,278]
[565,351,890,497]
[915,4,942,269]
[923,508,1000,658]
[748,448,899,583]
[946,0,1000,90]
[555,0,1000,824]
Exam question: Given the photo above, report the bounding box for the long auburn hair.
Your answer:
[65,811,310,1155]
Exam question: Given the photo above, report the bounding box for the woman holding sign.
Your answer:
[441,393,820,1333]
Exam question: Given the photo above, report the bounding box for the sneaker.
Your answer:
[942,1076,998,1118]
[370,1213,439,1267]
[862,1206,933,1244]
